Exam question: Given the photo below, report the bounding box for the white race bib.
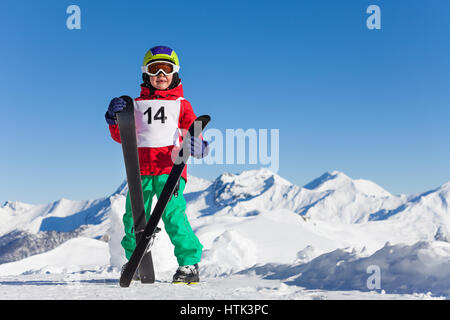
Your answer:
[134,99,182,148]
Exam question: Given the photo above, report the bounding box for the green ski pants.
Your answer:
[121,174,203,266]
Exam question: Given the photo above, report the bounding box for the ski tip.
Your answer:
[118,95,134,112]
[191,115,211,133]
[119,95,133,102]
[197,115,211,123]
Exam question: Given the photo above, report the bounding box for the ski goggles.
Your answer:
[141,61,180,76]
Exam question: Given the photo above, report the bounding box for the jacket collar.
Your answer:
[139,82,184,100]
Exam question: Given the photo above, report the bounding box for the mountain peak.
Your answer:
[1,200,34,212]
[303,171,349,190]
[304,171,391,198]
[214,169,293,192]
[212,168,296,208]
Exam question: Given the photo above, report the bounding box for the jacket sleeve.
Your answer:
[179,100,197,131]
[109,124,121,143]
[179,99,204,139]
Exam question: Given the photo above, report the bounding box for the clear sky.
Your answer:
[1,0,449,204]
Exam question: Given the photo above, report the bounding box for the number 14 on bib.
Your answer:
[134,99,183,148]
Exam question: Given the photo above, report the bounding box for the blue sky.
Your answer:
[1,0,449,204]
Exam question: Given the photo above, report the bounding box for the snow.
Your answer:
[2,272,441,300]
[0,238,109,276]
[247,241,450,297]
[0,169,449,300]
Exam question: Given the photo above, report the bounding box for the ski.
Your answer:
[116,95,155,284]
[119,113,211,288]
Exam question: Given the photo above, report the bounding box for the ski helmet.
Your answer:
[142,45,181,90]
[142,46,180,67]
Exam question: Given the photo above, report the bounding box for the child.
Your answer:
[105,45,209,283]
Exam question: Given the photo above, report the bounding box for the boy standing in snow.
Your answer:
[105,46,209,283]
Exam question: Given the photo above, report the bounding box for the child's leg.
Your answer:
[121,176,155,260]
[154,174,203,266]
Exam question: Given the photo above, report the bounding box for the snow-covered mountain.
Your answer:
[0,169,449,298]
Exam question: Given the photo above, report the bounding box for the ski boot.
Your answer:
[172,264,200,284]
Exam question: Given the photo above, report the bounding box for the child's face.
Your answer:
[150,73,173,90]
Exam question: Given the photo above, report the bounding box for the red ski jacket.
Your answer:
[108,83,198,181]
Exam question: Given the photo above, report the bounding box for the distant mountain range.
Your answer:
[1,169,450,296]
[1,168,449,268]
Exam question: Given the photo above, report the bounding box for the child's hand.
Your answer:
[190,136,209,159]
[105,97,127,125]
